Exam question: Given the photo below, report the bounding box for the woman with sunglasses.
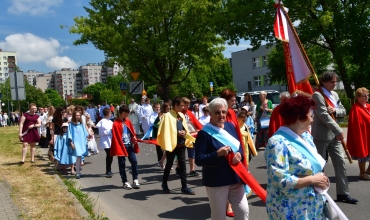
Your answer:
[194,98,249,220]
[219,89,250,217]
[347,87,370,180]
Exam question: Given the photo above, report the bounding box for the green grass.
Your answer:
[62,178,108,220]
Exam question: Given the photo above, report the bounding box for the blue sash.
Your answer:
[202,124,239,153]
[274,130,322,174]
[141,126,153,140]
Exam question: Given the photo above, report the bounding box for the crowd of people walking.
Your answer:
[13,72,370,219]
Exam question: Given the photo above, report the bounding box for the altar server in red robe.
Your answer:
[111,105,140,189]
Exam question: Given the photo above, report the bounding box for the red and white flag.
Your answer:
[274,5,313,94]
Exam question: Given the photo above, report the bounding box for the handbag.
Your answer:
[259,111,270,129]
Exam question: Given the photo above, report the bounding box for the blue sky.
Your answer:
[0,0,249,73]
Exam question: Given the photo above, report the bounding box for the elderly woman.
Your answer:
[195,98,249,220]
[265,94,329,219]
[347,87,370,180]
[255,91,273,148]
[18,103,41,164]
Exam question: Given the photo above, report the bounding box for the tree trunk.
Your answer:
[335,58,354,100]
[161,83,170,102]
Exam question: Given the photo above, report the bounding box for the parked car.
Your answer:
[236,90,281,108]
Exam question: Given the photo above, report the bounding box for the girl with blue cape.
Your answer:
[67,111,89,179]
[54,122,76,175]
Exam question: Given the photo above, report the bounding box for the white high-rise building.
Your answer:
[52,68,79,98]
[24,70,43,85]
[0,49,17,83]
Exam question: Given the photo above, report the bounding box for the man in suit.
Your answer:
[312,71,358,204]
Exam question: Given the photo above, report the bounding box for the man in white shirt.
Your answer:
[96,108,114,178]
[128,99,141,135]
[139,98,153,135]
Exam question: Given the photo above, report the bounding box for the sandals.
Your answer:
[359,173,370,180]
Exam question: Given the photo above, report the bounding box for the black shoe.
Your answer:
[337,194,358,204]
[187,170,201,177]
[105,171,113,178]
[175,168,180,176]
[161,183,170,193]
[181,187,195,195]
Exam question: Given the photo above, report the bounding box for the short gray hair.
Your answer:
[259,91,267,96]
[209,98,227,113]
[280,91,290,98]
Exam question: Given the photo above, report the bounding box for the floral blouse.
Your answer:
[264,131,326,220]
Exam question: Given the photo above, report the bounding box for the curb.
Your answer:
[36,148,90,219]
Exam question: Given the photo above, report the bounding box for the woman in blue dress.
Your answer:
[67,111,89,179]
[265,94,329,219]
[54,122,76,175]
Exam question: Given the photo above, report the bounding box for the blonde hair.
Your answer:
[355,87,369,100]
[67,105,75,115]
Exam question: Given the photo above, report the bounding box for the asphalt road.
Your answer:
[60,128,369,220]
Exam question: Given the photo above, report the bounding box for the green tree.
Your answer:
[267,43,332,85]
[100,89,125,105]
[69,0,224,101]
[219,0,370,99]
[45,89,65,108]
[83,82,106,105]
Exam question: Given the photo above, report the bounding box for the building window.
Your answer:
[264,75,271,86]
[254,76,261,86]
[64,86,67,88]
[4,67,8,71]
[3,56,6,60]
[253,58,260,68]
[4,62,7,65]
[263,56,268,67]
[0,73,2,76]
[0,67,1,70]
[63,74,66,76]
[69,82,72,84]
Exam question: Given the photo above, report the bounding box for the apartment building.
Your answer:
[35,74,53,92]
[31,62,123,98]
[231,44,285,93]
[24,70,44,86]
[0,49,17,83]
[52,68,79,98]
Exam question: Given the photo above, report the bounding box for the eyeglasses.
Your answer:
[363,95,369,98]
[214,110,227,115]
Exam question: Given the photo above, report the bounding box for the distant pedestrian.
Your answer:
[18,103,41,164]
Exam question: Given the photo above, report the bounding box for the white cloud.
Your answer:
[0,33,78,70]
[0,33,61,62]
[8,0,63,16]
[45,56,79,70]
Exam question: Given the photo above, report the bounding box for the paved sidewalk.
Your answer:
[0,182,21,220]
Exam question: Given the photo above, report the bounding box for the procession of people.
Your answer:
[10,78,370,219]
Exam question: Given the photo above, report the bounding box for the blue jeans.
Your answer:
[118,143,138,183]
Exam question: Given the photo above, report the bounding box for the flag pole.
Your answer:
[279,4,353,163]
